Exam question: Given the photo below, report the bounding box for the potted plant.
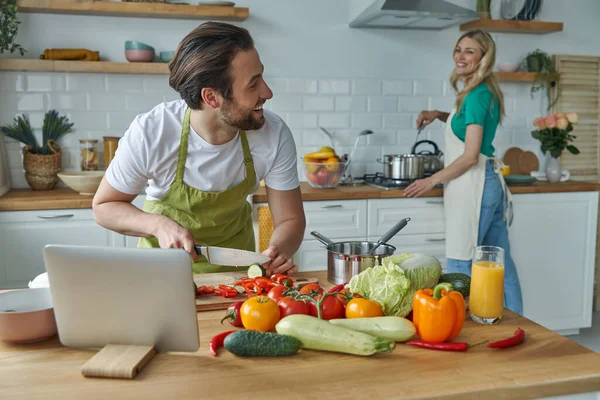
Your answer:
[531,112,579,183]
[0,0,26,55]
[522,49,560,110]
[0,110,74,190]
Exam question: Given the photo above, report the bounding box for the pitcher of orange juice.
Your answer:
[469,246,505,324]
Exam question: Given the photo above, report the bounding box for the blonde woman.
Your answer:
[404,30,523,315]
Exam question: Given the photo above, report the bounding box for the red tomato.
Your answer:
[299,283,324,295]
[308,295,345,320]
[267,285,290,304]
[277,296,310,318]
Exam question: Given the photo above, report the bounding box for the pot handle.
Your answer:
[376,158,389,164]
[310,231,334,246]
[411,140,440,156]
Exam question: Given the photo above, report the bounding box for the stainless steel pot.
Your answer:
[311,217,410,284]
[377,154,425,180]
[411,140,444,174]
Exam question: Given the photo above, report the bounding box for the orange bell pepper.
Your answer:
[412,282,465,343]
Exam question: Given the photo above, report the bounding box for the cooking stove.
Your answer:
[362,173,441,190]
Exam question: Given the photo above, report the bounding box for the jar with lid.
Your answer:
[80,139,99,171]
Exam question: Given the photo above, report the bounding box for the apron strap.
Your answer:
[491,158,514,227]
[239,131,256,188]
[175,108,192,184]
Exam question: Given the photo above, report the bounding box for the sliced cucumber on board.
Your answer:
[247,263,266,278]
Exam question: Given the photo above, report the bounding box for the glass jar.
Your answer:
[80,139,99,171]
[103,136,120,169]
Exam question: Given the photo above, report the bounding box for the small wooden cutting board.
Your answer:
[193,272,319,312]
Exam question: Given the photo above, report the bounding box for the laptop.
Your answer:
[43,244,200,353]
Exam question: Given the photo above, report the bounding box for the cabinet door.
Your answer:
[368,198,445,237]
[302,200,368,241]
[509,192,598,333]
[0,209,113,289]
[371,233,447,271]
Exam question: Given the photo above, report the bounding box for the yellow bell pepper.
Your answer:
[412,283,465,343]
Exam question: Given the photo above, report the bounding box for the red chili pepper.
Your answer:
[488,328,525,349]
[221,301,244,327]
[209,330,237,356]
[327,283,348,294]
[407,340,488,352]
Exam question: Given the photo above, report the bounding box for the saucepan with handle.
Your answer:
[311,217,411,284]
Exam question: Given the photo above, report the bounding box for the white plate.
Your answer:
[197,1,235,6]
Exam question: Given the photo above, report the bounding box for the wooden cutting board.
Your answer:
[193,272,319,312]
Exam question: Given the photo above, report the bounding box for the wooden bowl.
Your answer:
[0,288,57,343]
[57,171,104,195]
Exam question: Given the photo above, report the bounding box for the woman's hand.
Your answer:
[261,245,298,276]
[404,177,437,198]
[416,110,440,128]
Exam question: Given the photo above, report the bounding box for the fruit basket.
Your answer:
[303,159,346,189]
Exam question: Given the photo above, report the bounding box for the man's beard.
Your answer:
[220,99,265,131]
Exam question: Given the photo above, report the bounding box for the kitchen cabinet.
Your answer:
[509,191,598,335]
[0,209,116,289]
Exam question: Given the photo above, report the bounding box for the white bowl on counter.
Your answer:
[0,288,58,343]
[58,171,104,195]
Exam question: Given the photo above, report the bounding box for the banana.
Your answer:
[304,150,336,160]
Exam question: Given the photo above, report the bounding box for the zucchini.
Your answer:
[275,314,395,356]
[247,263,266,278]
[223,330,300,357]
[438,273,471,298]
[329,316,416,342]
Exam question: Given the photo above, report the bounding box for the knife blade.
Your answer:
[193,245,271,267]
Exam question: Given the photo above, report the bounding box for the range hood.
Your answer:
[349,0,480,30]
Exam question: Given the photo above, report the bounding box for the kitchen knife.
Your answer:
[193,245,271,267]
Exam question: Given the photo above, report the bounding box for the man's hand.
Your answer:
[261,245,298,276]
[154,216,199,260]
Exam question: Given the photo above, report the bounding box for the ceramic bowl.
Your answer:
[497,62,521,72]
[125,49,155,63]
[125,40,155,51]
[57,171,105,196]
[0,288,58,343]
[160,51,175,63]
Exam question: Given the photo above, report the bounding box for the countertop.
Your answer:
[1,180,600,211]
[1,271,600,400]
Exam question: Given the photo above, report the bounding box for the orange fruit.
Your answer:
[324,156,340,172]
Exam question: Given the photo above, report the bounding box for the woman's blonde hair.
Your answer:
[450,30,505,124]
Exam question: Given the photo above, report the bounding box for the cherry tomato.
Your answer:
[299,283,324,295]
[277,296,310,318]
[267,285,290,304]
[240,295,280,332]
[308,295,345,320]
[345,298,384,319]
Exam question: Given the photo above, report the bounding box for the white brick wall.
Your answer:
[0,71,546,189]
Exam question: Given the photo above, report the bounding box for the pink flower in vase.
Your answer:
[557,117,569,130]
[545,114,557,128]
[533,117,546,130]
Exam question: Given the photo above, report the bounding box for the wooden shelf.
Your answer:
[495,72,558,82]
[0,60,559,83]
[460,19,563,34]
[16,0,249,21]
[0,59,169,74]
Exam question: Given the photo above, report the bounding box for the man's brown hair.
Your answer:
[169,22,254,109]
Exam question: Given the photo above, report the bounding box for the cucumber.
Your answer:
[438,273,471,298]
[275,314,395,356]
[329,316,416,342]
[223,330,300,357]
[247,263,266,278]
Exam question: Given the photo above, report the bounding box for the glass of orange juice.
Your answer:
[469,246,505,324]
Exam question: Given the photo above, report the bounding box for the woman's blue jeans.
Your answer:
[445,160,524,315]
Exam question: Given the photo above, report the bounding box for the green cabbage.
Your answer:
[348,264,410,316]
[348,253,442,317]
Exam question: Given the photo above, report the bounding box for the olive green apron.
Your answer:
[138,108,256,274]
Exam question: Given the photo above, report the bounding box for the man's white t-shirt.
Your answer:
[105,99,299,200]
